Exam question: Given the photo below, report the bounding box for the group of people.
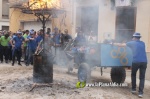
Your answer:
[0,28,148,98]
[0,27,72,66]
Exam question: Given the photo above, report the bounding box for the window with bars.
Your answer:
[2,0,9,19]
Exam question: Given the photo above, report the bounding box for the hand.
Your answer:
[30,38,34,40]
[12,45,15,48]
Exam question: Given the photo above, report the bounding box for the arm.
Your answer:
[113,43,127,47]
[26,36,34,42]
[10,38,15,48]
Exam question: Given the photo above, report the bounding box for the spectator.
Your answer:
[11,31,25,66]
[63,29,72,42]
[23,30,29,62]
[47,28,51,35]
[52,27,61,46]
[74,31,86,46]
[0,33,10,63]
[26,31,37,66]
[36,29,43,46]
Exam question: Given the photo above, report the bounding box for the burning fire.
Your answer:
[27,0,61,10]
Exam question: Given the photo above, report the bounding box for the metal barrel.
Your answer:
[33,54,53,83]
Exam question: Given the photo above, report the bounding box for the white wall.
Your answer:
[98,0,116,42]
[0,0,2,19]
[75,0,116,42]
[136,0,150,52]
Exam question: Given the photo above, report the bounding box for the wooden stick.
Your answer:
[29,83,61,92]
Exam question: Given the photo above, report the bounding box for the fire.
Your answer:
[28,0,61,10]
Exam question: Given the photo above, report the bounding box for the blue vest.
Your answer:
[27,36,37,50]
[126,40,147,63]
[13,36,25,49]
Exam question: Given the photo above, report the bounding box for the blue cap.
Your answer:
[54,27,58,30]
[30,31,34,35]
[16,31,22,34]
[30,29,34,31]
[133,32,141,37]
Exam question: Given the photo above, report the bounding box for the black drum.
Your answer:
[33,54,53,83]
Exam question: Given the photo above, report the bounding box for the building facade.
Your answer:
[9,0,150,52]
[72,0,150,52]
[0,0,10,31]
[9,0,150,80]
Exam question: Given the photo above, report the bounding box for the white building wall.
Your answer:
[136,0,150,52]
[75,0,116,42]
[23,21,52,31]
[98,0,116,42]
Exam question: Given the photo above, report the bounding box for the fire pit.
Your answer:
[21,0,64,83]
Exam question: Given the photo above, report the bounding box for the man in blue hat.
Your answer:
[112,32,147,98]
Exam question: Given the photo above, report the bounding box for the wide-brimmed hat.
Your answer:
[133,32,141,37]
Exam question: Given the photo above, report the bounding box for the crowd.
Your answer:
[0,27,73,66]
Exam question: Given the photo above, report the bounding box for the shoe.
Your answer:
[18,63,22,66]
[12,63,14,66]
[5,61,8,63]
[138,94,143,98]
[131,90,136,94]
[25,63,29,66]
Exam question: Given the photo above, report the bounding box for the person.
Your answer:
[47,28,51,35]
[52,27,61,46]
[0,33,10,63]
[88,31,97,44]
[112,32,147,98]
[26,31,37,66]
[36,29,43,46]
[23,30,29,62]
[74,31,86,46]
[10,31,25,66]
[8,33,13,61]
[63,29,72,42]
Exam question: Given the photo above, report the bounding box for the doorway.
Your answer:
[76,6,99,36]
[115,7,137,42]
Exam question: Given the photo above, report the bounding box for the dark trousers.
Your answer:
[131,62,147,94]
[0,46,9,62]
[8,46,12,61]
[26,48,35,65]
[12,48,22,64]
[23,46,27,61]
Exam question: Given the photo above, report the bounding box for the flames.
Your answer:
[27,0,61,10]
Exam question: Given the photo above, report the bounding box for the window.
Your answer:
[2,26,9,31]
[2,0,9,19]
[115,7,136,42]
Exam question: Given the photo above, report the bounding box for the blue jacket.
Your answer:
[126,40,147,63]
